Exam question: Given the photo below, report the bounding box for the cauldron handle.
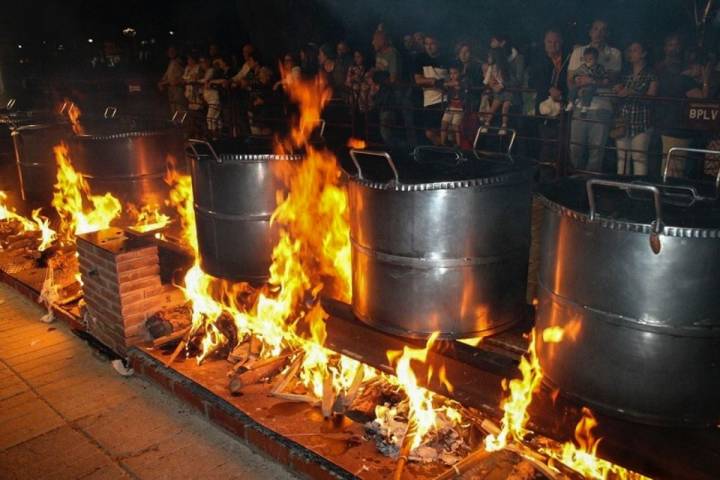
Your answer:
[663,147,720,193]
[171,110,188,125]
[587,179,663,234]
[187,138,221,164]
[6,98,16,111]
[103,106,118,119]
[473,126,516,155]
[349,149,399,184]
[316,119,326,138]
[411,145,463,164]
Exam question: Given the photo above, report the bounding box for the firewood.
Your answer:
[348,380,383,418]
[272,392,321,407]
[393,417,419,480]
[249,335,262,357]
[153,326,191,348]
[343,367,365,410]
[229,355,290,393]
[227,341,250,364]
[271,353,304,394]
[321,373,335,418]
[165,339,187,367]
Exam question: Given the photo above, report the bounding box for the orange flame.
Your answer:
[544,408,651,479]
[347,137,367,149]
[485,329,543,451]
[0,190,37,233]
[66,102,84,135]
[51,143,121,244]
[31,209,57,251]
[129,203,171,233]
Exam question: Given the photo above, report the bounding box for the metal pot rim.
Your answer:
[192,152,304,163]
[12,122,70,132]
[73,129,180,141]
[347,168,534,192]
[536,193,720,238]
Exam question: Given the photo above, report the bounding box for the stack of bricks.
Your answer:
[77,228,166,356]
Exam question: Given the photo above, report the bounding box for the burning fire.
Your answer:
[31,209,57,251]
[347,137,367,149]
[51,143,121,244]
[0,191,37,233]
[66,102,84,135]
[485,329,543,452]
[544,408,651,480]
[128,203,171,233]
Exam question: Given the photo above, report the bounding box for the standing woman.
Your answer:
[613,41,658,175]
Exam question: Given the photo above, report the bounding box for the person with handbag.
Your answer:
[613,41,658,176]
[529,29,569,163]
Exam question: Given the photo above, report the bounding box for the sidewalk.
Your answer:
[0,283,298,480]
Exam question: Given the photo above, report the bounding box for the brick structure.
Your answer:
[77,228,177,356]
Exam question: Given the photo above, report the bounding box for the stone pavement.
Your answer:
[0,283,298,480]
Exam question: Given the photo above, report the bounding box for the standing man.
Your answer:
[158,46,186,115]
[567,20,621,172]
[372,30,402,146]
[414,35,448,144]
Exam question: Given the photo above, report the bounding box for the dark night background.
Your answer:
[0,0,713,62]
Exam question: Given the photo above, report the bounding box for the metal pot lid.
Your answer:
[187,137,304,163]
[346,146,535,191]
[538,174,720,237]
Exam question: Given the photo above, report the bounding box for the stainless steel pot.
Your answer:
[535,166,720,426]
[68,114,185,216]
[188,138,302,283]
[347,142,535,340]
[13,123,73,208]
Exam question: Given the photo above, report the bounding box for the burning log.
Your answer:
[165,338,187,367]
[146,305,192,339]
[153,326,191,349]
[229,354,292,394]
[271,353,304,394]
[272,392,321,407]
[228,341,251,364]
[322,373,335,418]
[393,417,419,480]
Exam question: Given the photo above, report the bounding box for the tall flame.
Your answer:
[31,209,57,251]
[51,143,121,244]
[485,329,543,451]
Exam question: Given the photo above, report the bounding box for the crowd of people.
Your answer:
[157,18,720,177]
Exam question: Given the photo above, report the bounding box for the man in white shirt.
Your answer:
[567,20,621,172]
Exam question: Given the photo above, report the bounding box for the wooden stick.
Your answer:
[321,373,335,418]
[393,417,418,480]
[271,353,304,394]
[229,355,290,393]
[432,448,494,480]
[154,326,191,348]
[343,367,365,410]
[272,392,321,407]
[165,339,187,367]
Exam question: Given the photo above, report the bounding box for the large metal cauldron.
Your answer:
[347,145,535,339]
[188,137,302,283]
[69,114,185,213]
[535,169,720,426]
[13,122,73,208]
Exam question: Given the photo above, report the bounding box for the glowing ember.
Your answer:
[484,329,543,451]
[51,143,121,244]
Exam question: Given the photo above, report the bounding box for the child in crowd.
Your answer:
[566,47,608,114]
[440,64,464,146]
[202,57,223,139]
[479,47,513,135]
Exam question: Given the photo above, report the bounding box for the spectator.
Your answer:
[336,41,352,79]
[412,32,426,54]
[182,53,205,137]
[202,57,224,139]
[232,44,259,89]
[319,43,346,96]
[613,41,658,175]
[300,44,319,78]
[346,50,369,108]
[529,29,569,163]
[372,30,400,83]
[490,33,526,97]
[249,66,278,135]
[567,19,622,172]
[370,70,396,146]
[479,47,513,135]
[414,35,448,144]
[655,34,705,177]
[440,64,465,146]
[158,46,186,115]
[566,47,609,114]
